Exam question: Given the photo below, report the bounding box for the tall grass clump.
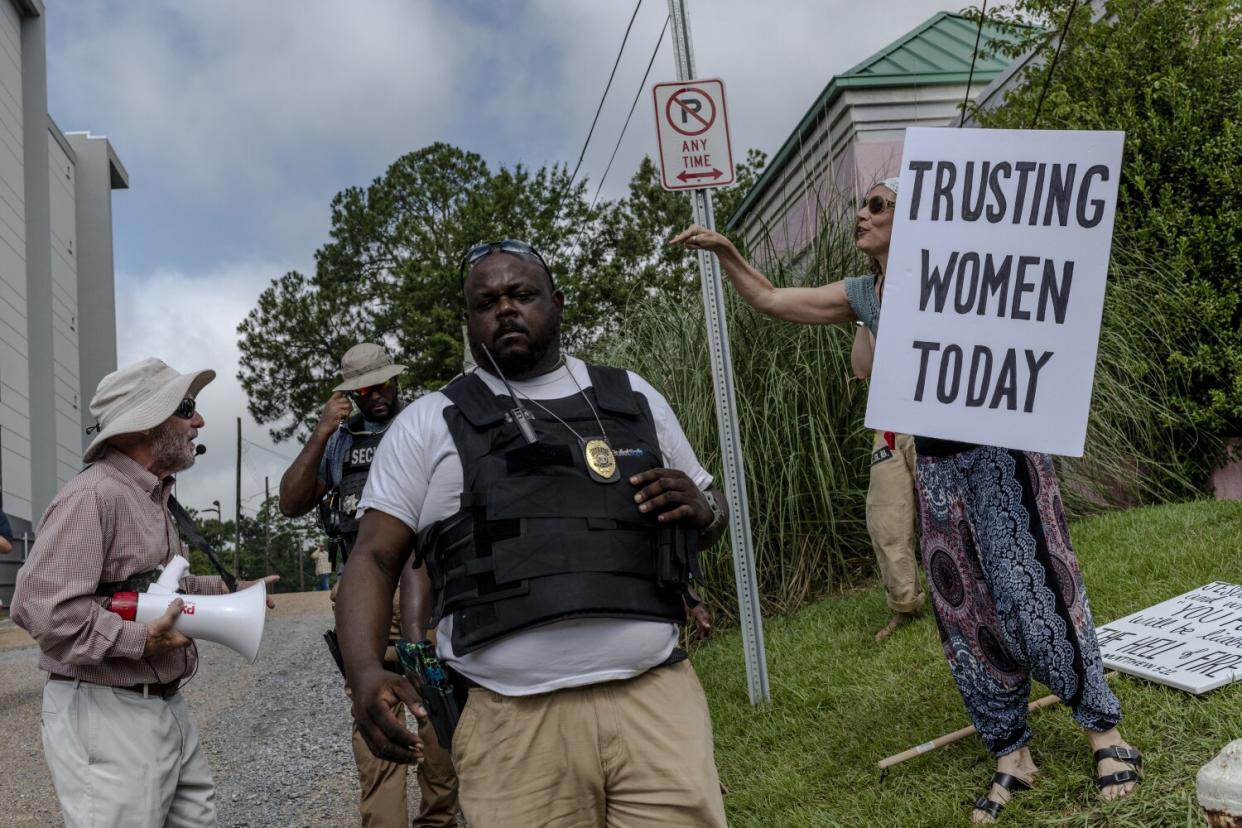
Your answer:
[600,215,876,621]
[599,217,1216,623]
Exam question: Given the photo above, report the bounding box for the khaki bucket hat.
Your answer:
[332,343,405,392]
[84,358,216,463]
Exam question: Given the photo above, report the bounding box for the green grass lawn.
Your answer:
[693,499,1242,827]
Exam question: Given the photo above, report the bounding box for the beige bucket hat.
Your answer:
[332,343,405,392]
[84,358,216,463]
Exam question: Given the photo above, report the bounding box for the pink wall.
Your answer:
[759,139,906,262]
[849,140,904,199]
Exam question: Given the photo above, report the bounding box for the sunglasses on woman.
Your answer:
[861,195,896,215]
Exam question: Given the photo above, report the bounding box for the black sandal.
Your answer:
[973,772,1032,820]
[1094,745,1142,791]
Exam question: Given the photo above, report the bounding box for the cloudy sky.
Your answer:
[45,0,955,514]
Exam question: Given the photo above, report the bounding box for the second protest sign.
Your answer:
[866,127,1125,456]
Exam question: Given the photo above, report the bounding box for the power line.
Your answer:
[242,437,296,464]
[550,0,644,255]
[959,1,989,128]
[560,14,671,262]
[1032,0,1081,128]
[562,15,670,265]
[589,15,670,213]
[564,0,643,192]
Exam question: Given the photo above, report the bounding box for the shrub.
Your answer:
[977,0,1242,469]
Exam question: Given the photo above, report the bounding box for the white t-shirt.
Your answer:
[358,356,712,696]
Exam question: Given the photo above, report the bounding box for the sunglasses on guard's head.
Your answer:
[861,195,896,215]
[173,398,197,420]
[458,239,556,290]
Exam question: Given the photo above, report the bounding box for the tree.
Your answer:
[179,505,319,593]
[590,149,769,299]
[239,142,765,443]
[239,143,590,441]
[974,0,1242,453]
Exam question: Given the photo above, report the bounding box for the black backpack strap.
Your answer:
[168,496,239,592]
[585,364,640,417]
[96,569,162,596]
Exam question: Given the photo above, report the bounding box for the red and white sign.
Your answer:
[652,78,735,191]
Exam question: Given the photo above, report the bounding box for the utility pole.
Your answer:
[234,417,242,576]
[263,476,271,577]
[666,0,770,705]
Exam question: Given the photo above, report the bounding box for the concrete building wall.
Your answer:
[66,131,123,444]
[0,0,124,606]
[48,126,79,486]
[0,0,31,529]
[20,0,54,528]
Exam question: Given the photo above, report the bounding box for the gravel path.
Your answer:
[0,592,429,827]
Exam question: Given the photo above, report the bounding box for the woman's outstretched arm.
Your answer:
[670,224,857,326]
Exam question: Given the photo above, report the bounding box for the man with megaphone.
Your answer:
[12,357,277,828]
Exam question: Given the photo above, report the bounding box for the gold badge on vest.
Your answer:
[582,437,619,483]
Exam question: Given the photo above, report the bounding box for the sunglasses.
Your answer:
[173,398,197,420]
[458,239,556,289]
[348,378,395,402]
[861,195,896,215]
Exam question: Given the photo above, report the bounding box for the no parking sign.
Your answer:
[652,78,735,191]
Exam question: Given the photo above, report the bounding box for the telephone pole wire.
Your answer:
[234,417,242,575]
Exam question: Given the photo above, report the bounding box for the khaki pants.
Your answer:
[41,679,217,828]
[867,431,925,614]
[350,699,460,828]
[453,660,726,828]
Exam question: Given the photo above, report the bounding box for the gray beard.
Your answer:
[151,420,195,474]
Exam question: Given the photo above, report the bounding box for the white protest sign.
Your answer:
[866,128,1125,456]
[1096,582,1242,694]
[651,79,735,191]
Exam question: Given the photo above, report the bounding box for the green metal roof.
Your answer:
[726,11,1030,230]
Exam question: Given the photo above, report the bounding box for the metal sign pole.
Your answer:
[667,0,769,705]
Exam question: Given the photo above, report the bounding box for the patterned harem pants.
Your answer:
[915,446,1122,757]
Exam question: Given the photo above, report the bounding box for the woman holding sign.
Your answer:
[673,180,1140,823]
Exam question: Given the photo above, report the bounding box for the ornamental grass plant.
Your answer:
[600,216,875,621]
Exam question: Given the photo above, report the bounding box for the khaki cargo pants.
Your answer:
[867,430,925,614]
[453,660,726,827]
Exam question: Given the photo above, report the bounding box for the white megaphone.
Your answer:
[108,555,268,663]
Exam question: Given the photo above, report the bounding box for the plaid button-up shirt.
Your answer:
[12,448,228,685]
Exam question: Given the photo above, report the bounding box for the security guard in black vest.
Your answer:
[335,240,730,827]
[278,343,459,828]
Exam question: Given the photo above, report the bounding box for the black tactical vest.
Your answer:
[335,404,403,543]
[418,364,694,655]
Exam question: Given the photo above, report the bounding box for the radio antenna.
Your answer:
[479,344,538,444]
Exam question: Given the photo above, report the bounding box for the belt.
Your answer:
[48,673,182,699]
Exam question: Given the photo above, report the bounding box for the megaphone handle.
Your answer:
[151,555,192,593]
